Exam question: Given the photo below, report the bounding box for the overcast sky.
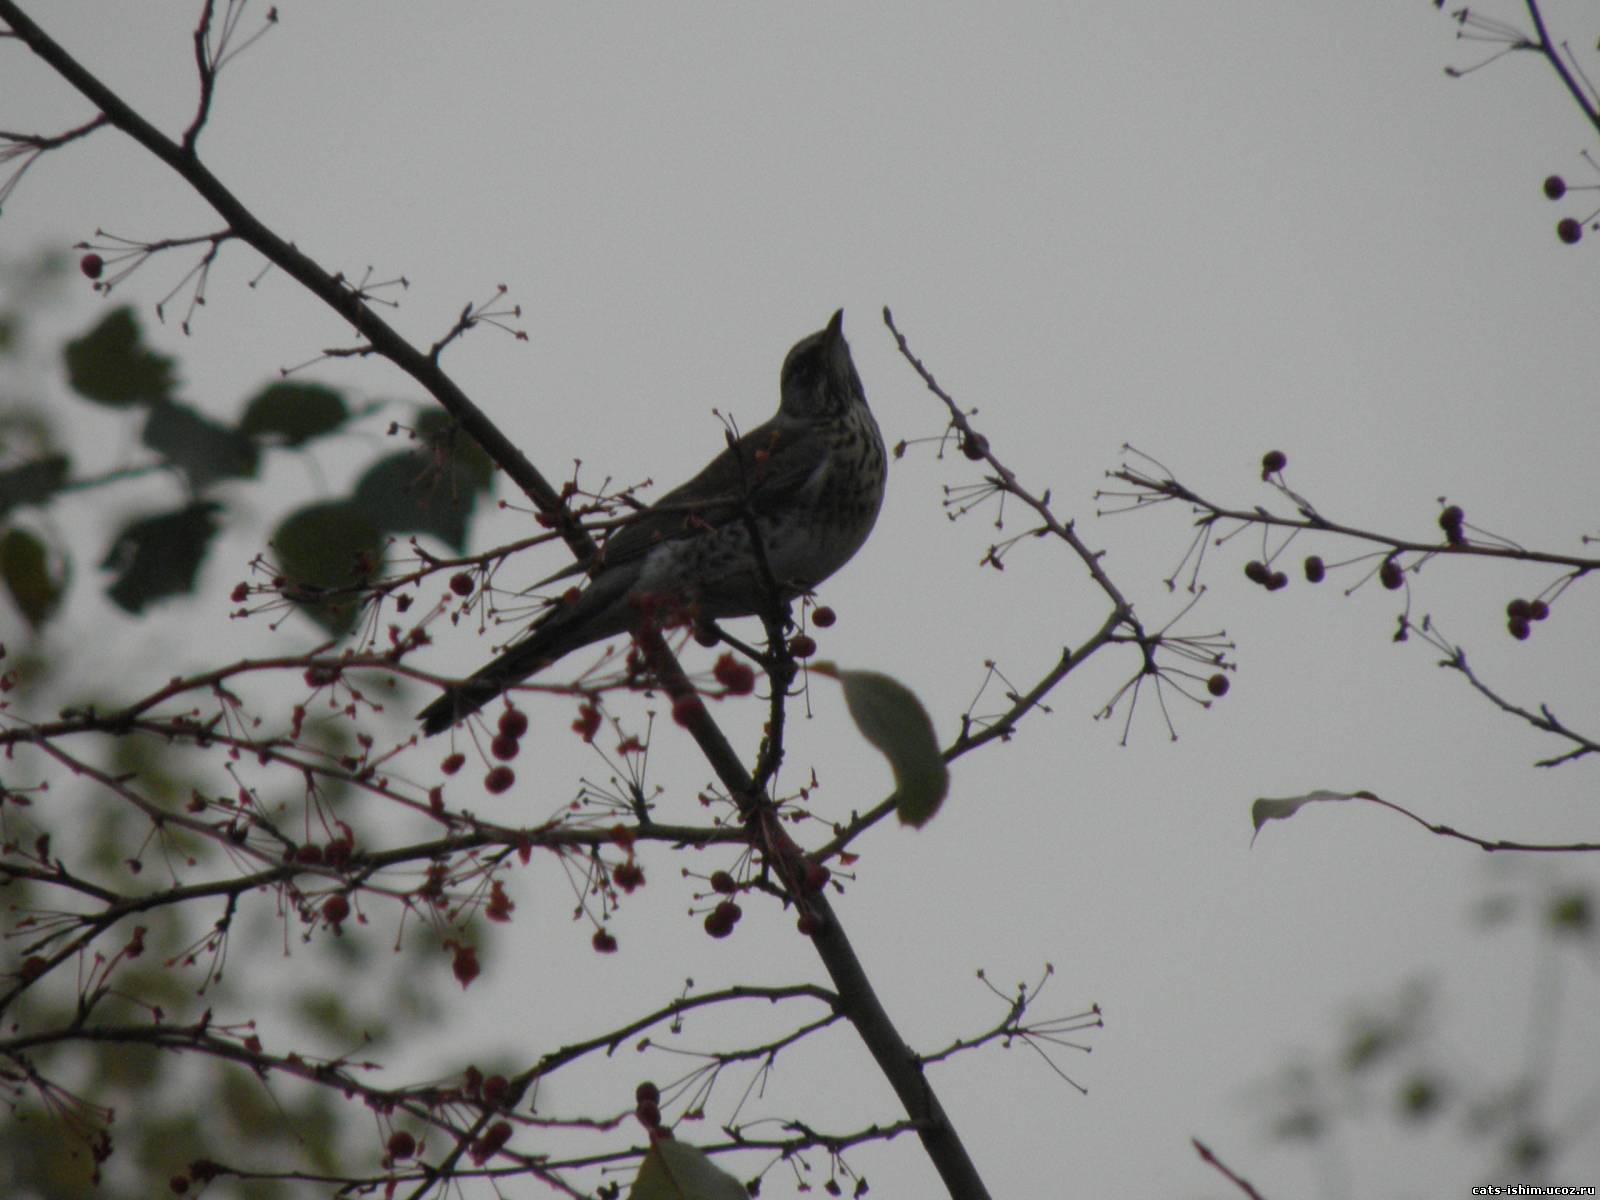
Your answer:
[5,3,1599,1196]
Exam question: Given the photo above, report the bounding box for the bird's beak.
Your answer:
[825,309,845,341]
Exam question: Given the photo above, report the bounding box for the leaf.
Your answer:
[1250,790,1374,845]
[0,526,64,627]
[62,307,176,408]
[143,400,259,490]
[238,381,351,446]
[272,501,383,635]
[814,662,950,828]
[629,1139,747,1200]
[100,502,222,612]
[0,454,70,520]
[351,412,495,552]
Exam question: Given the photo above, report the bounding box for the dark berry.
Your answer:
[635,1081,661,1106]
[592,929,618,953]
[1266,571,1289,592]
[671,693,705,727]
[712,653,756,695]
[489,734,520,761]
[497,708,529,738]
[1244,560,1271,585]
[387,1131,417,1159]
[787,634,817,659]
[961,432,988,461]
[449,572,475,597]
[1303,555,1325,584]
[80,253,104,279]
[1528,599,1549,620]
[1557,217,1583,244]
[1207,674,1229,697]
[709,870,737,894]
[811,605,836,628]
[1260,449,1287,476]
[1506,598,1531,620]
[613,861,645,892]
[322,894,350,926]
[1544,175,1567,201]
[484,766,515,794]
[1508,617,1531,641]
[1378,559,1404,590]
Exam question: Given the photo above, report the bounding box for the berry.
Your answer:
[635,1099,661,1128]
[709,870,737,894]
[796,912,824,936]
[613,861,645,892]
[451,943,480,987]
[1557,217,1583,244]
[636,1081,661,1107]
[449,572,475,597]
[1378,559,1404,590]
[1508,616,1531,641]
[1303,555,1326,584]
[592,929,618,953]
[571,703,601,742]
[1260,449,1287,476]
[489,734,520,761]
[704,900,741,938]
[441,752,465,775]
[787,634,817,659]
[1244,560,1271,585]
[80,253,104,280]
[1266,571,1289,592]
[483,1074,509,1107]
[1506,598,1531,620]
[322,894,350,927]
[712,653,756,695]
[811,606,836,628]
[961,432,988,461]
[692,624,720,647]
[1528,599,1550,620]
[387,1131,417,1160]
[484,766,515,794]
[1544,175,1567,201]
[497,708,529,738]
[671,693,705,727]
[1207,674,1229,697]
[801,858,830,894]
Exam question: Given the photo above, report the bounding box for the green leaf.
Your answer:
[1249,790,1370,845]
[238,381,351,446]
[100,502,222,612]
[814,662,949,828]
[629,1139,747,1200]
[143,400,259,490]
[0,455,70,520]
[62,307,176,408]
[272,501,383,635]
[0,526,64,627]
[351,412,496,552]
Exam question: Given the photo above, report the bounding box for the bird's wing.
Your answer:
[573,417,827,570]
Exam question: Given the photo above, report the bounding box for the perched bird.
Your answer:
[419,310,885,735]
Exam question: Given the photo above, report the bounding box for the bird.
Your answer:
[419,309,886,735]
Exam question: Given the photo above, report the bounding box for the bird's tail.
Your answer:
[417,632,560,735]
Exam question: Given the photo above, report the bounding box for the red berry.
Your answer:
[592,929,618,953]
[1557,217,1583,244]
[712,653,756,695]
[1508,616,1531,641]
[441,752,465,775]
[489,734,520,761]
[1207,674,1229,697]
[787,634,817,659]
[571,703,601,742]
[80,253,104,279]
[671,693,704,727]
[1378,559,1404,590]
[1303,555,1325,584]
[230,582,249,604]
[801,858,830,894]
[613,861,645,892]
[387,1131,417,1159]
[704,900,741,938]
[449,572,475,597]
[483,1074,509,1107]
[1544,175,1567,200]
[1244,560,1271,585]
[484,766,515,794]
[709,870,736,894]
[497,708,529,738]
[322,894,350,927]
[452,944,480,986]
[1260,449,1287,476]
[811,606,836,628]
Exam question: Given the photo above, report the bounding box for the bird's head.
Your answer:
[779,309,867,420]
